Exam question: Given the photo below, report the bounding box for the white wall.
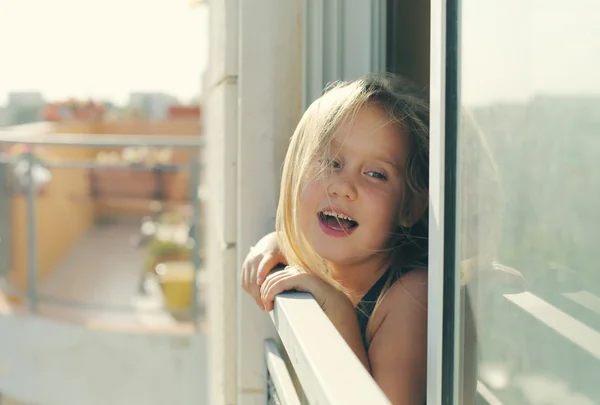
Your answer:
[203,0,239,404]
[204,0,303,404]
[237,1,303,404]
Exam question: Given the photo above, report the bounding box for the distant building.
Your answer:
[6,92,45,126]
[43,100,104,122]
[8,92,44,108]
[168,105,201,120]
[0,107,7,127]
[129,92,176,121]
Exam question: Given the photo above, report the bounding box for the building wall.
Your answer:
[9,145,96,295]
[57,119,201,216]
[129,93,175,121]
[7,119,201,298]
[203,0,240,403]
[204,1,303,404]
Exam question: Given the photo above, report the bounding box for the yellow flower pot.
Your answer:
[156,261,195,310]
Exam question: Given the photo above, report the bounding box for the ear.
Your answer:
[400,191,429,228]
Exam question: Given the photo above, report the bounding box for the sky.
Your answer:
[0,0,208,105]
[1,0,598,108]
[460,0,600,107]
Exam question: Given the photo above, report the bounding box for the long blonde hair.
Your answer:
[276,73,430,300]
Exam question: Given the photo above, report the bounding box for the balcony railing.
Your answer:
[264,287,600,405]
[0,128,204,326]
[266,291,391,405]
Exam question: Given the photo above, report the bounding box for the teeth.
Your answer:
[321,210,356,222]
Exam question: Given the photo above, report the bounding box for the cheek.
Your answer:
[362,187,402,232]
[298,180,325,229]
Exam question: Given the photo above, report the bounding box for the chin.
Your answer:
[313,247,362,266]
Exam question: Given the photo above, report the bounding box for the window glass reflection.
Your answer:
[456,1,600,404]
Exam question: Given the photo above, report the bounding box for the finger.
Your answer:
[241,254,267,310]
[261,270,311,311]
[241,261,249,291]
[260,270,293,311]
[262,273,308,311]
[257,253,278,285]
[249,254,263,286]
[241,257,257,293]
[241,247,259,291]
[260,268,290,297]
[249,255,266,309]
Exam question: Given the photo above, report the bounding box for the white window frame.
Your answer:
[302,0,387,109]
[428,0,450,403]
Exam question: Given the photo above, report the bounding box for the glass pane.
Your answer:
[455,1,600,404]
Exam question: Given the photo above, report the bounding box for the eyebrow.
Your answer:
[330,140,403,172]
[377,155,402,170]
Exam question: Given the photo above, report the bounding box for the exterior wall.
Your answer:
[236,2,303,404]
[9,145,96,296]
[57,120,201,217]
[204,0,303,404]
[203,0,239,404]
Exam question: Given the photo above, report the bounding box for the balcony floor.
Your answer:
[25,220,199,327]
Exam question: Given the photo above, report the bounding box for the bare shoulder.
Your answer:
[367,268,428,342]
[380,268,428,313]
[366,268,429,404]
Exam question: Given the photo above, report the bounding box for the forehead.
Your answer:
[331,105,409,165]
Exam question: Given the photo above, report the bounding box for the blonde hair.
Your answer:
[276,73,430,300]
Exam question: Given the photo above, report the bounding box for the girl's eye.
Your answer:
[327,159,341,169]
[366,171,387,180]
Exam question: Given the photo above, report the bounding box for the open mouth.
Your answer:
[318,210,359,236]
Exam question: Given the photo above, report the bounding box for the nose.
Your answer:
[326,173,357,200]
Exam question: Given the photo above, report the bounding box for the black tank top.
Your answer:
[355,270,390,348]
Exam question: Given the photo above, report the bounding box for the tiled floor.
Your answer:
[32,221,185,326]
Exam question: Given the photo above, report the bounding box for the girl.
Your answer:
[242,73,429,405]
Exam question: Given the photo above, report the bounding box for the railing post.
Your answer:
[25,151,38,313]
[190,156,200,327]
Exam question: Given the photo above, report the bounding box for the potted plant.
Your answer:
[155,261,195,311]
[144,238,194,312]
[144,237,191,274]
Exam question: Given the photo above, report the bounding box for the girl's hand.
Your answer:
[241,232,288,309]
[261,265,371,372]
[259,265,345,313]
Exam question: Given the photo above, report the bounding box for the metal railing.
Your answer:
[266,291,391,405]
[0,130,204,326]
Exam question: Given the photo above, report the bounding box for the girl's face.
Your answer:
[298,105,410,267]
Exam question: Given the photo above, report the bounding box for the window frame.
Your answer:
[427,0,461,404]
[302,0,386,109]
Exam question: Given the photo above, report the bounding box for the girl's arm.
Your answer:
[260,266,370,371]
[367,268,428,405]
